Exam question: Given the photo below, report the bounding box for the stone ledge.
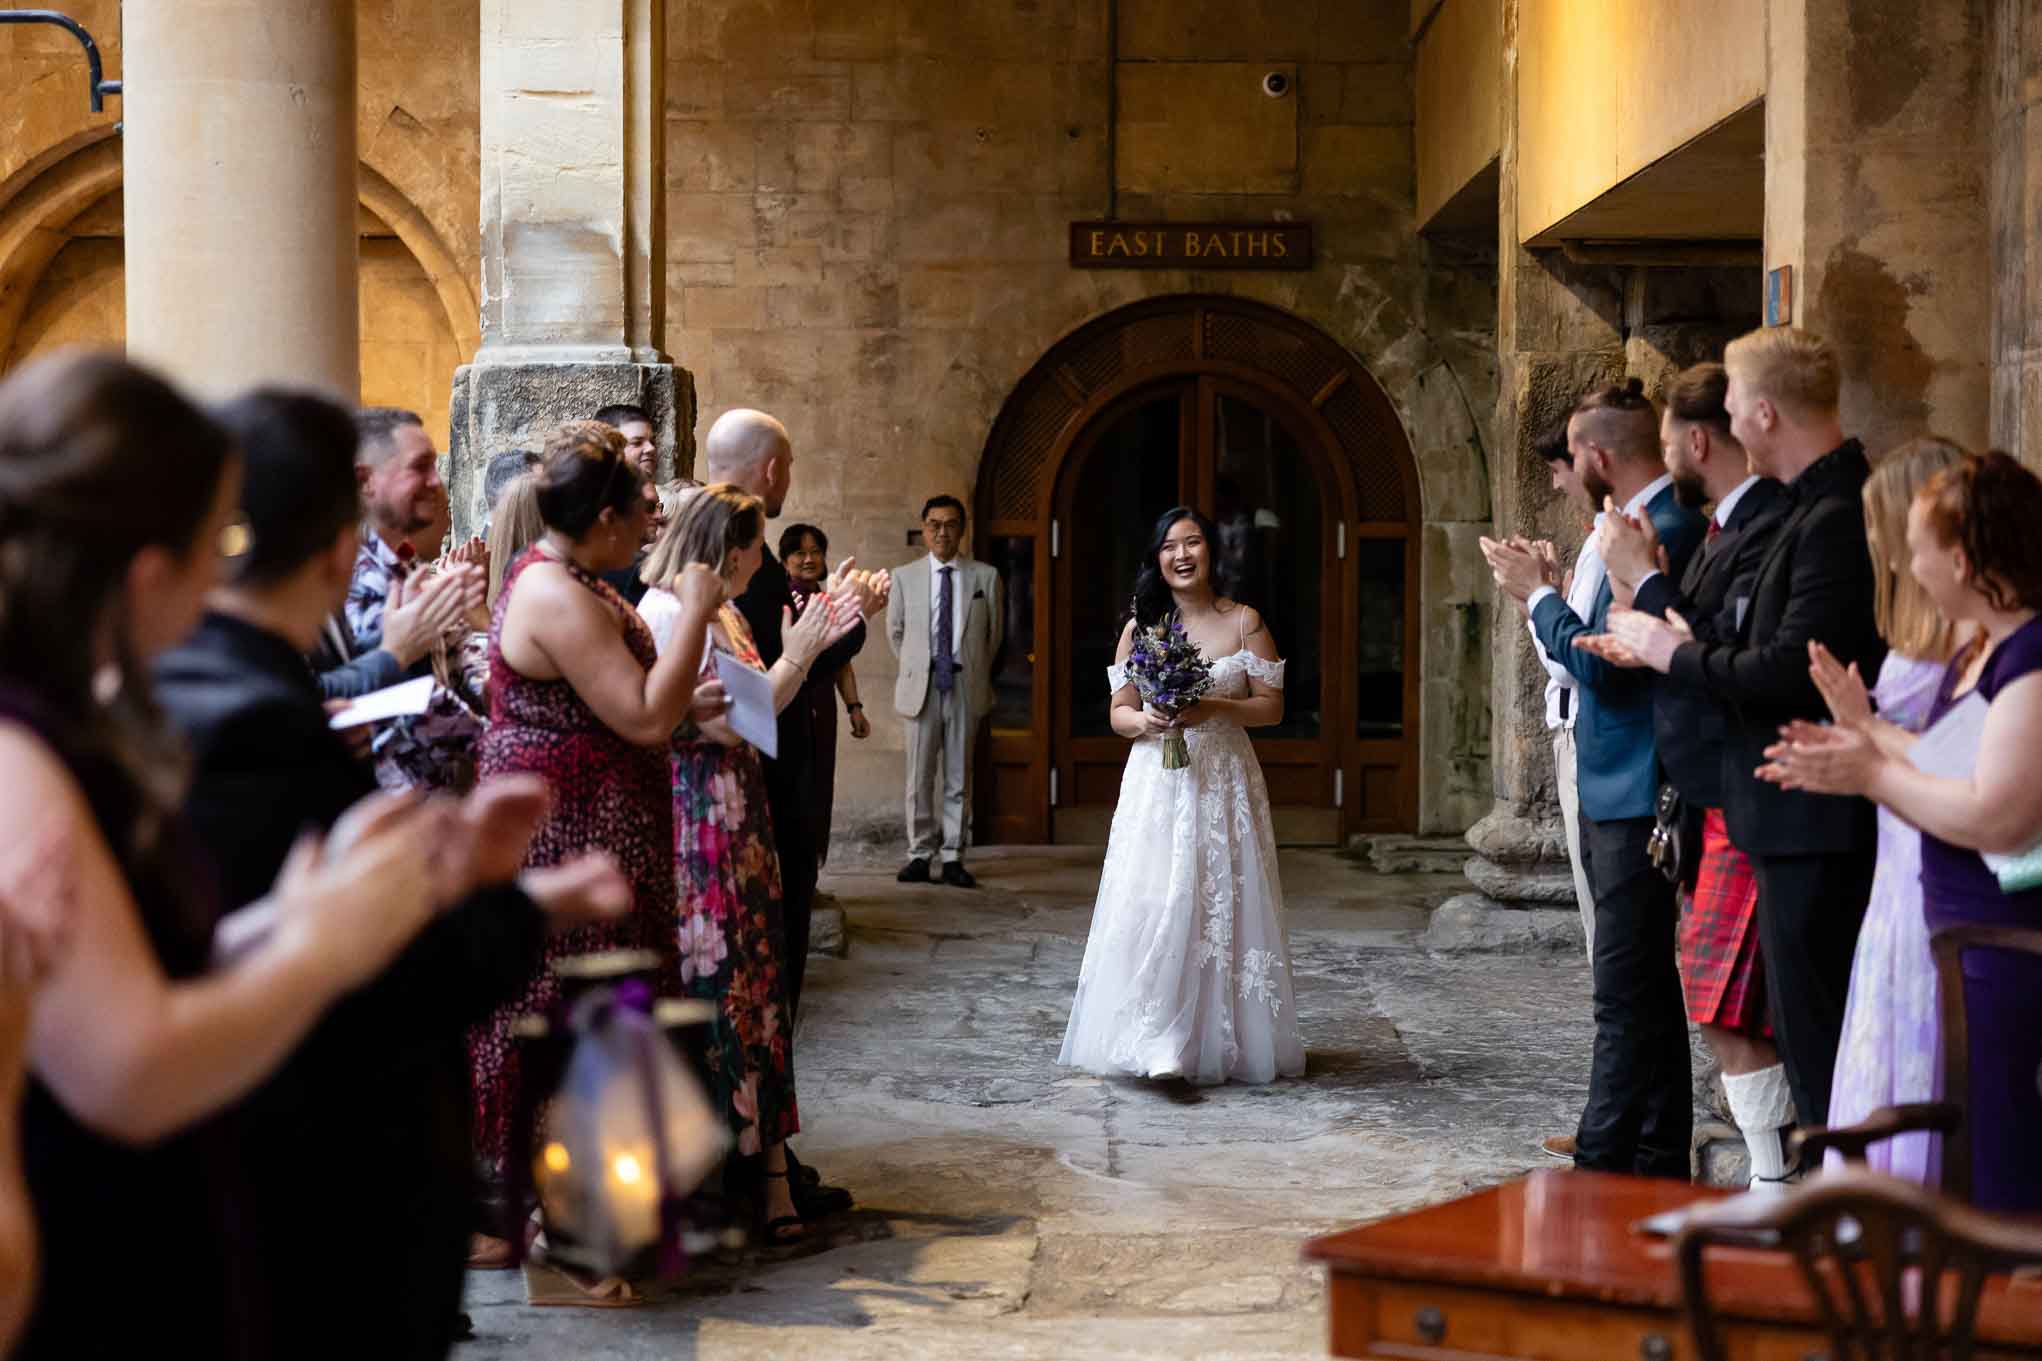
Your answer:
[1352,834,1472,875]
[1465,806,1568,867]
[1463,856,1578,905]
[1422,894,1584,954]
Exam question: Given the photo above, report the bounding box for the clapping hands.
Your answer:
[1756,641,1907,794]
[825,557,892,619]
[381,567,477,668]
[1598,498,1667,592]
[1478,535,1562,609]
[672,562,727,615]
[782,587,862,668]
[1758,720,1880,795]
[1807,640,1873,729]
[1573,607,1692,672]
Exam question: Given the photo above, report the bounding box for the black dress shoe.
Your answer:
[897,857,931,883]
[940,861,978,889]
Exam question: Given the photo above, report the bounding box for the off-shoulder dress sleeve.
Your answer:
[1241,654,1286,689]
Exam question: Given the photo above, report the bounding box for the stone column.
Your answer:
[1989,0,2042,463]
[448,0,691,537]
[1765,0,1990,456]
[122,0,360,402]
[1429,0,1627,952]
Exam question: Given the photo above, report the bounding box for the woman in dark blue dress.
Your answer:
[1763,451,2042,1213]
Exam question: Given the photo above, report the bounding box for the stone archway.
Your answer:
[971,294,1429,845]
[0,130,480,371]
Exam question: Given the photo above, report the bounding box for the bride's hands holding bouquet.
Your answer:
[1132,706,1175,738]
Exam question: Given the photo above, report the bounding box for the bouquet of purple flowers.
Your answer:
[1124,614,1214,770]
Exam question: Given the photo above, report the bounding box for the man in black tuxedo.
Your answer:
[155,390,630,1356]
[1595,362,1799,1189]
[1606,329,1886,1155]
[701,407,890,1216]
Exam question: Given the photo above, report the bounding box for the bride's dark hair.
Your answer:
[1129,505,1227,629]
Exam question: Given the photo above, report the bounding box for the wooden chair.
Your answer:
[1792,922,2042,1202]
[1676,1170,2042,1361]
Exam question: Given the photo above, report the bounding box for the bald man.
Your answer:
[703,409,886,1008]
[701,409,873,1217]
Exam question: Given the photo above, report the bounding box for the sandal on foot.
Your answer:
[760,1168,810,1246]
[522,1261,645,1308]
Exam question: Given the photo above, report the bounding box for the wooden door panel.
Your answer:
[972,297,1426,845]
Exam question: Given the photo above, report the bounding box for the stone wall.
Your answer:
[0,1,481,448]
[6,225,463,454]
[1765,0,1992,457]
[664,0,1496,839]
[1991,0,2042,463]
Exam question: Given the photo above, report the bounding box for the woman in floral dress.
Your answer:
[638,484,857,1246]
[468,423,726,1274]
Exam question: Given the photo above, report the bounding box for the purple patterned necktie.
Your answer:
[935,565,955,694]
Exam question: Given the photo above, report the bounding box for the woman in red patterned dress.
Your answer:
[637,485,858,1246]
[467,422,727,1276]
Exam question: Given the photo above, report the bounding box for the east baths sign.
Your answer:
[1068,222,1313,270]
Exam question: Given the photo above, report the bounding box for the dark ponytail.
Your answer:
[1128,505,1226,629]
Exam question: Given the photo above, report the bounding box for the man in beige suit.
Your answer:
[887,495,1002,887]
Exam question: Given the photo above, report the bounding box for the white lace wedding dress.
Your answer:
[1057,650,1307,1085]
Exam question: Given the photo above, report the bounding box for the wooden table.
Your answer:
[1302,1169,2042,1361]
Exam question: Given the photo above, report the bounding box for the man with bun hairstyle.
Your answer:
[1482,378,1707,1179]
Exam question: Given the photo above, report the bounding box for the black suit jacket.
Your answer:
[601,549,652,607]
[1663,442,1886,856]
[154,612,547,1358]
[1635,478,1788,807]
[733,546,867,872]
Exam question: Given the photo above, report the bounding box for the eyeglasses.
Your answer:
[924,518,963,535]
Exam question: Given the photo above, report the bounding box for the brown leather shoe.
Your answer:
[1540,1134,1577,1161]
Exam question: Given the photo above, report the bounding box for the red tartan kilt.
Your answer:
[1677,808,1771,1035]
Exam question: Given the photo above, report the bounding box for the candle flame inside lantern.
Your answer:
[542,1141,571,1175]
[612,1152,645,1185]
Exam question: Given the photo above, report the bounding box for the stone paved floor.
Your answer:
[462,847,1595,1359]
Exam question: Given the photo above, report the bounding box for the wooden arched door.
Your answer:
[972,296,1420,845]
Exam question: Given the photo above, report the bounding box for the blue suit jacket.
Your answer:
[1531,484,1707,822]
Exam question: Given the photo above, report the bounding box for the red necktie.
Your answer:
[1706,519,1722,543]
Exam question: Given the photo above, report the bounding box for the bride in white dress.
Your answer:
[1058,507,1307,1086]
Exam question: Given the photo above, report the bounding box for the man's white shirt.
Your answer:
[1530,525,1603,731]
[1524,472,1673,730]
[1629,473,1760,598]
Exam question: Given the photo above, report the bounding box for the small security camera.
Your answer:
[1261,71,1290,98]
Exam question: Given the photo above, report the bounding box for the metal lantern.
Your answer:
[511,950,728,1279]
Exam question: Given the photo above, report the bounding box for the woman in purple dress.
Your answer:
[1802,438,1967,1184]
[1765,450,2042,1213]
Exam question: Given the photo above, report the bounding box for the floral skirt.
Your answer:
[671,737,799,1155]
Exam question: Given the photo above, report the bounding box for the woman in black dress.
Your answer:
[0,352,446,1357]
